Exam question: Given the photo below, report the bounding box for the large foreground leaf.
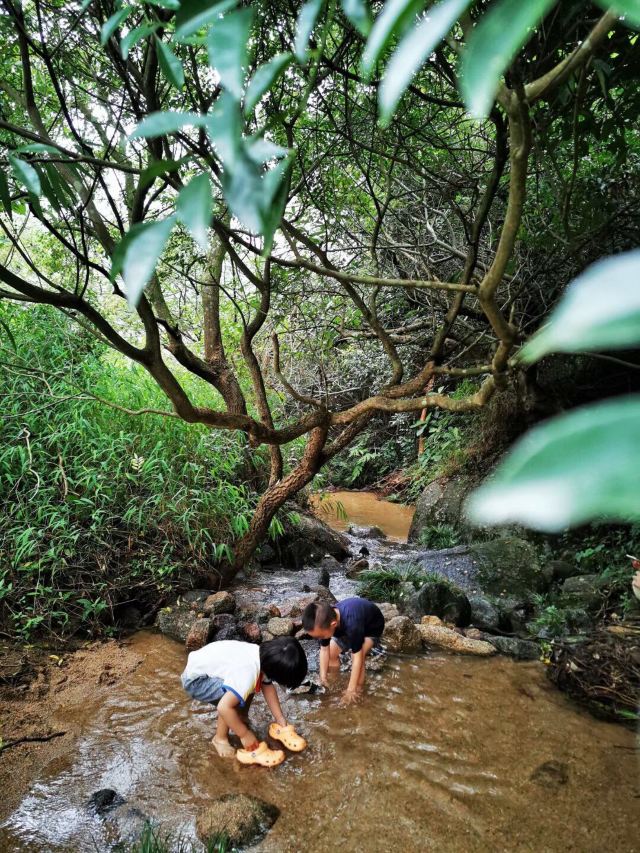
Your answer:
[295,0,324,63]
[460,0,558,117]
[111,216,176,307]
[378,0,471,125]
[521,250,640,362]
[176,173,212,251]
[207,8,253,99]
[174,0,239,40]
[361,0,424,79]
[466,396,640,531]
[594,0,640,28]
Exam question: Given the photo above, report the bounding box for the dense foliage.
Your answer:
[1,0,639,638]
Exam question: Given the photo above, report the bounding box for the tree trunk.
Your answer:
[217,423,329,586]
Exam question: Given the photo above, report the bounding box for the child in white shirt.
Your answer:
[181,637,308,766]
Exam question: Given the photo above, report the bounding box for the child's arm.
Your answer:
[262,682,287,726]
[319,644,330,685]
[343,648,365,701]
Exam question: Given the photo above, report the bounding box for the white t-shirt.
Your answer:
[181,640,261,705]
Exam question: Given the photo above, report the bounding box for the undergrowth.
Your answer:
[357,565,446,603]
[0,305,267,641]
[119,823,233,852]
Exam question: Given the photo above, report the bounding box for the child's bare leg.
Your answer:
[328,639,342,670]
[357,637,375,688]
[217,692,260,750]
[213,712,236,758]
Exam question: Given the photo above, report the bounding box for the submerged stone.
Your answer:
[196,794,279,847]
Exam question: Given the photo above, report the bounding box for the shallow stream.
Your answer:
[1,631,638,852]
[1,493,638,851]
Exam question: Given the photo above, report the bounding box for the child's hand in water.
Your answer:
[340,688,361,707]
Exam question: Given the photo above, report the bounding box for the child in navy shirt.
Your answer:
[302,597,385,704]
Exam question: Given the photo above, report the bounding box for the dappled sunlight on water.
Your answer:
[1,632,638,852]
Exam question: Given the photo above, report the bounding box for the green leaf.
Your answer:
[260,156,291,256]
[142,0,180,10]
[43,163,76,206]
[0,171,12,216]
[244,52,293,115]
[221,153,263,233]
[205,91,242,166]
[129,111,206,139]
[295,0,324,64]
[111,216,177,308]
[341,0,373,36]
[14,143,62,155]
[207,7,253,99]
[378,0,471,125]
[36,166,61,211]
[466,396,640,531]
[594,0,640,28]
[521,250,640,362]
[361,0,424,79]
[460,0,558,118]
[176,173,212,251]
[174,0,238,40]
[155,37,185,89]
[246,136,289,164]
[140,156,192,189]
[121,23,159,59]
[9,155,41,196]
[100,6,134,45]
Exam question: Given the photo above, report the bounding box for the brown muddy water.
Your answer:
[310,491,415,542]
[1,631,638,852]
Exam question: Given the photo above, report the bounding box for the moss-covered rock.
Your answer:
[399,576,471,626]
[469,537,546,596]
[196,794,279,847]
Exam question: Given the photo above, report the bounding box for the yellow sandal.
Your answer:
[236,741,285,767]
[269,723,307,752]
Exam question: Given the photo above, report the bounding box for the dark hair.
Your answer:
[301,601,336,632]
[259,637,308,688]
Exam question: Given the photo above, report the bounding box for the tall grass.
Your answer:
[0,304,261,639]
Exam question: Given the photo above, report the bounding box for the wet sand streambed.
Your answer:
[1,630,638,852]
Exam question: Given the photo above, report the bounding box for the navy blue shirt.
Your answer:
[320,597,385,653]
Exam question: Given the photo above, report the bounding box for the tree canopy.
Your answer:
[1,0,639,578]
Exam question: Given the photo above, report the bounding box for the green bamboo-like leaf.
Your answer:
[295,0,324,64]
[140,156,192,189]
[361,0,424,79]
[244,52,293,115]
[460,0,558,118]
[174,0,238,40]
[0,171,12,216]
[15,143,61,155]
[521,250,640,362]
[260,156,291,256]
[221,153,264,233]
[121,23,159,59]
[100,6,134,45]
[466,396,640,530]
[246,135,289,164]
[142,0,180,10]
[129,111,206,139]
[207,7,253,98]
[378,0,471,125]
[111,216,177,307]
[594,0,640,28]
[205,90,242,166]
[341,0,373,36]
[36,166,61,211]
[9,155,41,196]
[176,173,212,251]
[43,163,76,206]
[155,36,185,89]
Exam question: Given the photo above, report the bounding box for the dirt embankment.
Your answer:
[0,639,145,820]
